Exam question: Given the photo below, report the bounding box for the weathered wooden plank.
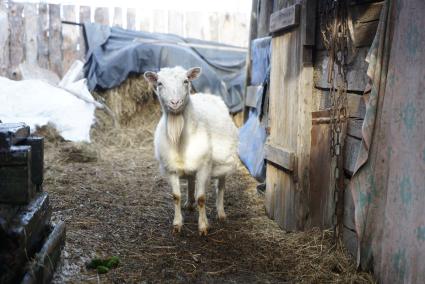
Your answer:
[79,6,91,59]
[208,12,219,42]
[153,10,167,33]
[0,193,51,283]
[265,143,295,172]
[347,93,366,118]
[343,181,356,230]
[19,136,44,189]
[37,3,49,69]
[314,47,370,92]
[350,1,383,22]
[343,135,361,176]
[8,3,24,79]
[113,7,123,27]
[309,111,334,229]
[350,20,379,47]
[21,222,66,284]
[347,118,363,139]
[23,3,38,66]
[257,0,273,37]
[0,4,9,77]
[218,13,249,47]
[139,9,151,32]
[62,5,79,73]
[126,8,136,30]
[168,11,184,36]
[269,4,300,34]
[48,4,63,77]
[265,18,310,231]
[0,146,36,205]
[94,7,109,26]
[186,11,204,39]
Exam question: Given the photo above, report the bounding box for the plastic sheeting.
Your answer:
[0,70,97,142]
[83,23,247,113]
[250,37,271,85]
[238,86,267,182]
[349,1,425,282]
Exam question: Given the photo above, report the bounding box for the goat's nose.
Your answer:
[170,99,181,107]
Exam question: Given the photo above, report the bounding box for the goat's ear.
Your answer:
[144,71,158,84]
[186,67,201,81]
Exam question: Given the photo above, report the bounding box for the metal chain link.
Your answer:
[320,0,351,243]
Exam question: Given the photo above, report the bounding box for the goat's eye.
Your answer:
[183,80,189,85]
[157,82,163,87]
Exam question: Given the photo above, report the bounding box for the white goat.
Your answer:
[144,66,238,236]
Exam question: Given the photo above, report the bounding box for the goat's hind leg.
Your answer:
[183,176,196,211]
[169,174,183,234]
[216,177,226,221]
[196,166,210,236]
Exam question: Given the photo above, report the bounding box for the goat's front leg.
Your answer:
[196,166,210,236]
[169,174,183,233]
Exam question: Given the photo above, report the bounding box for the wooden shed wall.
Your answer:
[247,0,383,257]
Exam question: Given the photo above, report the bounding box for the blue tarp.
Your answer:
[83,23,247,113]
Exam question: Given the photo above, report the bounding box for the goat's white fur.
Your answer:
[146,66,238,235]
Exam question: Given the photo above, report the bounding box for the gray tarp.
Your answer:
[83,23,246,113]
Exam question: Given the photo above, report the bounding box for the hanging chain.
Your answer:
[320,0,351,243]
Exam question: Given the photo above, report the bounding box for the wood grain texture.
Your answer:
[48,4,62,76]
[113,7,123,27]
[62,5,79,72]
[269,4,300,34]
[0,4,9,76]
[23,3,37,66]
[168,11,184,36]
[264,143,295,172]
[126,8,136,30]
[94,7,109,26]
[314,47,370,92]
[37,3,49,69]
[8,2,24,79]
[79,6,91,59]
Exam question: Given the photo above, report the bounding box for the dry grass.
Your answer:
[41,77,374,283]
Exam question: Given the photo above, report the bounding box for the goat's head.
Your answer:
[144,66,202,114]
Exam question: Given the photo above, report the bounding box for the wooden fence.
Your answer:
[0,1,249,79]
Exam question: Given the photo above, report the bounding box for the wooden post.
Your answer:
[79,6,91,59]
[62,5,79,73]
[8,2,24,79]
[153,10,167,33]
[113,7,123,27]
[37,4,49,69]
[126,8,136,30]
[0,2,9,77]
[168,11,184,36]
[23,4,38,66]
[257,0,273,37]
[94,7,109,26]
[186,12,203,39]
[48,4,63,77]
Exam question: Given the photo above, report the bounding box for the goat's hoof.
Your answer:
[173,224,182,234]
[198,227,208,236]
[218,213,227,222]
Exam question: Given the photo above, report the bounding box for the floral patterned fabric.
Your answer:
[349,0,425,282]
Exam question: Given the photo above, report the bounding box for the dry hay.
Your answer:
[93,74,155,126]
[40,76,375,283]
[58,142,99,163]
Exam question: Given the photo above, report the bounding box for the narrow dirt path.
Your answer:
[42,119,373,283]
